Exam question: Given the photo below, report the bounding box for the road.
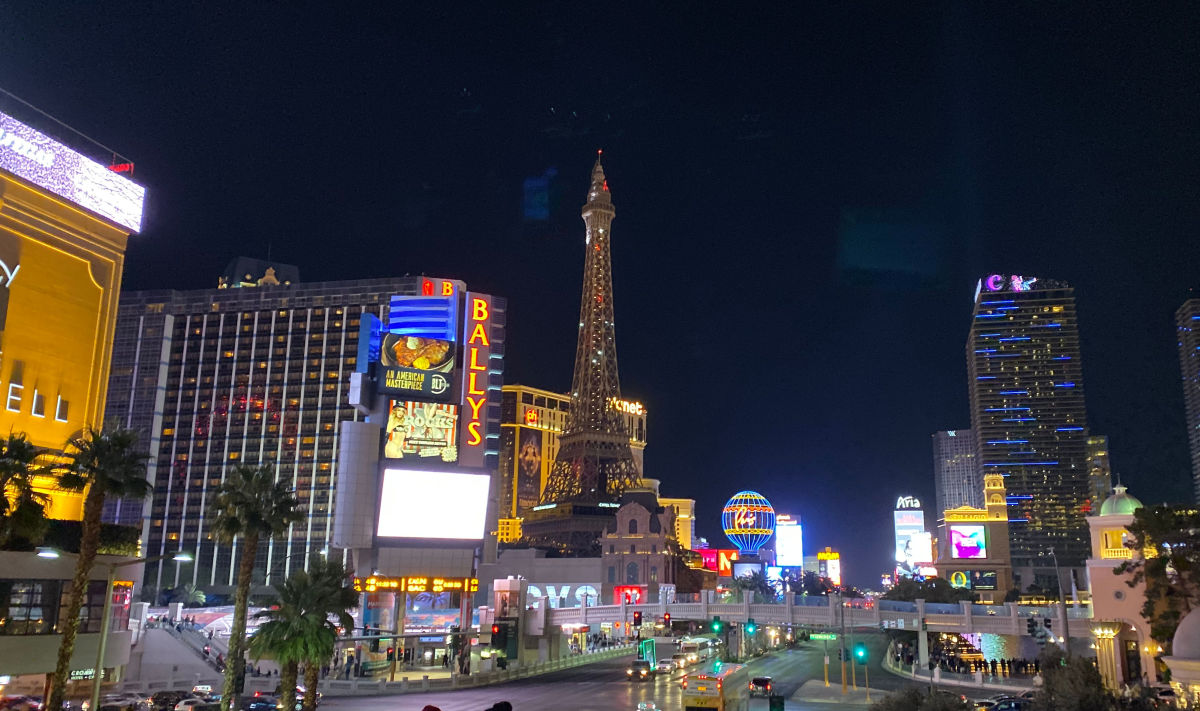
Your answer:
[320,633,918,711]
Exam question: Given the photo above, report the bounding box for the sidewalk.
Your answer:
[791,679,888,705]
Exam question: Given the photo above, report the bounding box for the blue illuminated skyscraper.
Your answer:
[1177,298,1200,504]
[966,275,1091,584]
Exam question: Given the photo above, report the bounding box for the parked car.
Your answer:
[749,677,773,698]
[655,659,676,674]
[626,660,654,681]
[238,696,277,711]
[992,700,1031,711]
[102,694,148,710]
[175,698,218,711]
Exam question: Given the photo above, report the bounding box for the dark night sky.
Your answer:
[3,4,1198,586]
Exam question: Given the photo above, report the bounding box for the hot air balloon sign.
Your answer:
[721,490,775,554]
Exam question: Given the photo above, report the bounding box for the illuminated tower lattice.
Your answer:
[540,153,642,505]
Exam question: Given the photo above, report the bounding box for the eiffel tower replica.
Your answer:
[523,153,644,555]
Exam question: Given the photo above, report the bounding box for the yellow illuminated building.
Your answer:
[658,496,695,551]
[936,473,1013,603]
[0,132,139,521]
[496,517,523,543]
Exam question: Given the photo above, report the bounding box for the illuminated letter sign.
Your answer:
[985,275,1005,291]
[0,110,145,232]
[459,293,494,468]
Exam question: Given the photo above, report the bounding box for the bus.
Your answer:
[681,634,720,662]
[681,662,749,711]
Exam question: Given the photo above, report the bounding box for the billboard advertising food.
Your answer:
[384,400,458,462]
[378,334,455,401]
[950,525,988,559]
[0,110,146,232]
[377,468,490,541]
[775,515,804,567]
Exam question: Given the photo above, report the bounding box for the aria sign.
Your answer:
[896,495,922,510]
[0,110,145,233]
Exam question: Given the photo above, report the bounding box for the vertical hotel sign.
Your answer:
[459,293,495,468]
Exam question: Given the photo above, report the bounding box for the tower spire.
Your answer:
[524,154,642,554]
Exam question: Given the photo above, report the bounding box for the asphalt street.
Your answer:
[319,633,939,711]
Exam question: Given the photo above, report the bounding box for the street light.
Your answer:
[90,551,193,711]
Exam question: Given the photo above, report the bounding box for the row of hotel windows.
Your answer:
[0,580,130,636]
[607,564,658,584]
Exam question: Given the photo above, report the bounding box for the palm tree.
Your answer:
[248,559,353,711]
[210,464,303,711]
[171,582,207,607]
[48,427,150,711]
[733,570,775,602]
[298,558,355,711]
[0,432,49,545]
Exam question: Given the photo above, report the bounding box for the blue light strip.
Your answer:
[976,313,1005,319]
[976,376,997,380]
[980,333,1001,337]
[975,349,997,353]
[1056,426,1084,431]
[995,306,1019,311]
[999,390,1028,395]
[986,407,1031,411]
[1002,417,1036,422]
[1036,323,1062,328]
[986,353,1021,358]
[986,439,1029,444]
[999,337,1031,342]
[982,300,1015,305]
[1006,495,1033,500]
[1052,356,1072,360]
[985,461,1059,466]
[1054,382,1076,388]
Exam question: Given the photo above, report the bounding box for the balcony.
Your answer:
[1100,547,1132,560]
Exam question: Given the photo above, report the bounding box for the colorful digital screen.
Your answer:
[699,549,739,576]
[822,558,842,587]
[775,519,804,567]
[377,468,490,540]
[731,562,761,579]
[950,525,987,559]
[0,110,145,232]
[948,570,997,590]
[384,400,458,462]
[379,334,456,401]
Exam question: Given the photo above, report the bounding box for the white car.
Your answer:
[655,659,675,673]
[175,699,214,711]
[102,695,148,710]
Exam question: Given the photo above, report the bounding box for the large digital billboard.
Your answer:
[775,515,804,567]
[950,525,988,559]
[377,468,490,541]
[894,506,932,578]
[378,334,455,402]
[384,400,458,462]
[0,110,145,232]
[948,570,997,590]
[699,549,740,577]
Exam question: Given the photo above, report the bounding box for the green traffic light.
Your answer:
[854,643,867,661]
[746,623,756,634]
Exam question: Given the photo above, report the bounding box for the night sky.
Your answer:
[3,5,1198,586]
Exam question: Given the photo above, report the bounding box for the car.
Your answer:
[749,677,772,698]
[238,696,277,711]
[1019,691,1036,700]
[992,700,1031,711]
[973,702,997,710]
[626,660,654,681]
[149,693,191,711]
[635,704,657,711]
[102,694,148,710]
[655,659,676,673]
[671,653,689,669]
[187,689,211,699]
[175,698,218,711]
[1,697,41,711]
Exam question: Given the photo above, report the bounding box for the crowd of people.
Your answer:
[893,640,1042,678]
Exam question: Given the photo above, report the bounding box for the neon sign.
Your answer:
[895,495,921,510]
[608,397,644,415]
[421,278,457,297]
[459,293,494,468]
[983,274,1038,293]
[721,491,775,554]
[524,409,539,426]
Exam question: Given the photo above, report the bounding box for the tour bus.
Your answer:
[681,635,719,662]
[681,662,749,711]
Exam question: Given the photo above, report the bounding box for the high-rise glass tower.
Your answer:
[105,263,435,595]
[1177,298,1200,504]
[966,275,1091,578]
[931,429,982,515]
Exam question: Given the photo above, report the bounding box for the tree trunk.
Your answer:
[278,660,297,711]
[47,486,105,711]
[301,663,318,711]
[221,531,260,711]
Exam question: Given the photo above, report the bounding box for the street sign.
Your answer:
[811,633,838,641]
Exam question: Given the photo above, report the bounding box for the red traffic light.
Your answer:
[492,624,500,635]
[664,612,671,624]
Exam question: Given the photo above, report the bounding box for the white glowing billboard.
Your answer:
[0,110,145,232]
[377,468,490,540]
[775,515,804,567]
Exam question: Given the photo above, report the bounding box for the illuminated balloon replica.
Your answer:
[721,490,776,554]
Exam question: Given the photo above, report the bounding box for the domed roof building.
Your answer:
[1086,484,1157,690]
[1165,607,1200,705]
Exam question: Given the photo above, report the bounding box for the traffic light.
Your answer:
[633,611,643,628]
[386,647,395,661]
[1027,618,1037,636]
[1044,618,1053,630]
[853,643,867,664]
[663,612,671,626]
[711,616,723,633]
[490,623,508,650]
[745,618,757,635]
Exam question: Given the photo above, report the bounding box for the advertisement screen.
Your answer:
[699,549,740,576]
[377,468,490,540]
[775,520,804,567]
[731,562,761,579]
[948,570,998,590]
[515,427,544,512]
[0,110,146,232]
[823,558,842,587]
[384,400,458,462]
[950,525,987,559]
[378,334,456,401]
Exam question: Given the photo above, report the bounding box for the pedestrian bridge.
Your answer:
[538,597,1094,639]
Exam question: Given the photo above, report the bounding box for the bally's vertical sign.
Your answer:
[459,292,501,469]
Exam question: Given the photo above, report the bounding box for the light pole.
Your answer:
[1048,547,1070,657]
[90,551,193,710]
